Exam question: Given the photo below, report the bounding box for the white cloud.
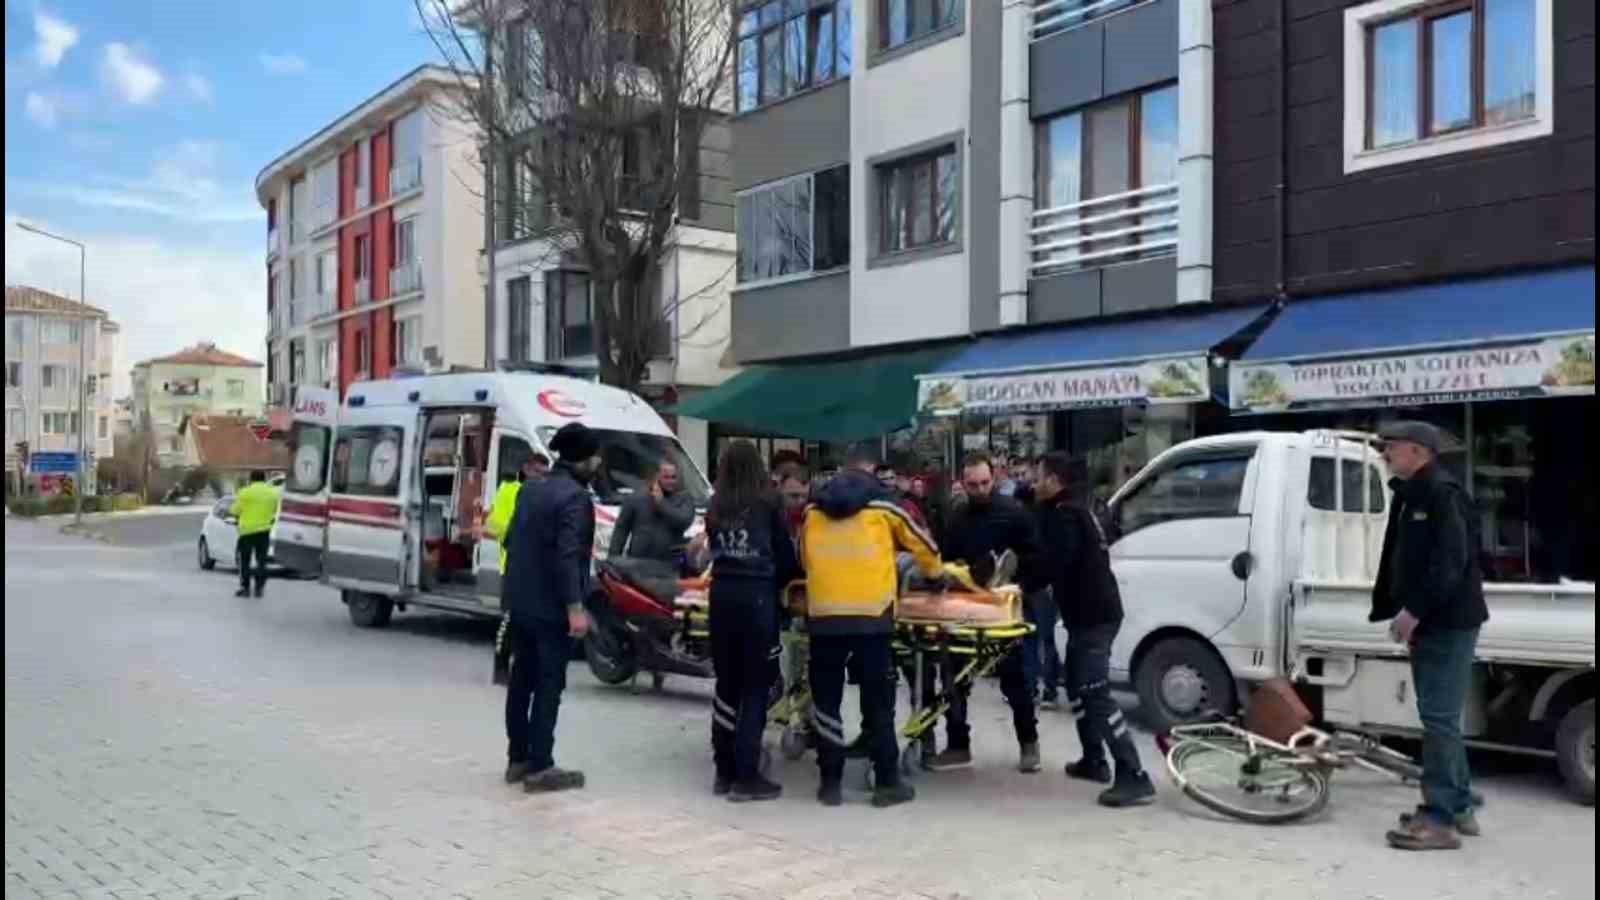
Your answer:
[18,140,262,224]
[24,92,58,128]
[184,73,213,103]
[258,53,308,75]
[33,10,79,68]
[102,43,164,104]
[6,211,266,397]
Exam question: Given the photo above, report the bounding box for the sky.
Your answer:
[3,0,444,395]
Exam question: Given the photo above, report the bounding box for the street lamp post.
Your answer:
[16,222,88,528]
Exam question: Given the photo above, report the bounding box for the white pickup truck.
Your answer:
[1104,429,1595,803]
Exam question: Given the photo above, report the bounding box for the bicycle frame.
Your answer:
[1166,720,1415,782]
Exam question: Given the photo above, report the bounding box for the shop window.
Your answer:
[331,425,405,497]
[1116,452,1253,537]
[1308,457,1387,513]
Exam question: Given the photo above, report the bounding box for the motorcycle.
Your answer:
[584,557,713,689]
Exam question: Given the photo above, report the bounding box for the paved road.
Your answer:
[5,517,1594,899]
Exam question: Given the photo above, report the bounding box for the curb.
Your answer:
[58,523,113,544]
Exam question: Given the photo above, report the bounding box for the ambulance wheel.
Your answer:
[197,537,216,571]
[345,591,394,628]
[780,724,809,760]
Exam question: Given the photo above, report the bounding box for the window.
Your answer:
[1030,0,1139,40]
[393,318,421,366]
[316,250,338,297]
[288,422,331,494]
[42,412,65,434]
[1116,453,1254,536]
[289,176,309,241]
[228,379,245,398]
[353,140,368,206]
[69,412,80,436]
[535,425,710,506]
[6,361,20,388]
[312,158,338,228]
[393,218,417,266]
[501,147,548,241]
[544,271,593,360]
[86,375,96,397]
[507,276,533,363]
[7,409,24,437]
[355,329,372,374]
[41,320,79,344]
[316,339,337,385]
[1345,0,1548,172]
[289,339,307,385]
[737,1,852,113]
[6,316,23,344]
[1034,84,1178,273]
[878,146,958,254]
[41,365,65,390]
[391,109,423,191]
[1308,457,1387,513]
[879,0,959,52]
[288,258,301,300]
[354,235,371,280]
[736,165,850,283]
[331,425,405,497]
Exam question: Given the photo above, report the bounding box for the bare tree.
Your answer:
[419,0,735,390]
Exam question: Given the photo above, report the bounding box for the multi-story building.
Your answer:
[130,344,265,466]
[4,286,120,491]
[254,65,484,405]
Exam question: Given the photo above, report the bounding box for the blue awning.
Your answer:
[917,304,1273,415]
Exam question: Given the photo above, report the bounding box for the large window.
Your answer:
[878,146,958,254]
[536,425,710,506]
[390,109,424,193]
[507,276,533,363]
[311,158,338,229]
[737,0,852,112]
[41,365,65,390]
[316,250,337,298]
[879,0,959,52]
[545,271,593,360]
[393,218,417,266]
[736,164,850,283]
[41,320,79,344]
[1033,83,1178,273]
[500,147,548,242]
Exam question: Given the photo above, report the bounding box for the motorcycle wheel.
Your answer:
[585,621,638,686]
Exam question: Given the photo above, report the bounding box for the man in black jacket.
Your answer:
[923,452,1046,774]
[502,422,600,794]
[1372,421,1488,851]
[1034,451,1155,807]
[608,460,696,567]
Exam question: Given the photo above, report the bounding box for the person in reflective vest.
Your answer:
[488,451,550,685]
[230,470,281,599]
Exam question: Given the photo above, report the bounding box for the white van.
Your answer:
[271,371,709,628]
[1105,429,1595,802]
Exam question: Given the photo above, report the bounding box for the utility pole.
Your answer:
[16,221,88,527]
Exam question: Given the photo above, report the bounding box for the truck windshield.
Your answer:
[537,427,710,507]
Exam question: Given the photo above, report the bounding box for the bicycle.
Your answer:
[1157,715,1478,825]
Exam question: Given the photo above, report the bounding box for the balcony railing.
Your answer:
[1030,0,1143,41]
[391,260,423,296]
[389,157,422,196]
[1030,181,1178,276]
[266,228,282,259]
[355,278,371,305]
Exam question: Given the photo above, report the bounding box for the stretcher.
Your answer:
[769,580,816,760]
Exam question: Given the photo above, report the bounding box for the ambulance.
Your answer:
[270,369,709,627]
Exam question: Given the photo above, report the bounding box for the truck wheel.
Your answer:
[1555,699,1595,806]
[346,591,394,628]
[1135,637,1236,732]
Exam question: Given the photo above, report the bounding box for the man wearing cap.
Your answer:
[1372,420,1488,851]
[502,422,601,793]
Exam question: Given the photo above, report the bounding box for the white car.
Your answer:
[196,495,277,571]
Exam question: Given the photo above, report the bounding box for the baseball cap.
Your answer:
[1376,420,1458,454]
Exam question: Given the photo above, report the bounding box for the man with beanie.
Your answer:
[502,422,600,793]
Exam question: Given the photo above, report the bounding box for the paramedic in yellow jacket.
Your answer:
[229,470,281,599]
[800,443,943,808]
[487,450,550,685]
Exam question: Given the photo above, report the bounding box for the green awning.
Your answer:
[670,346,957,442]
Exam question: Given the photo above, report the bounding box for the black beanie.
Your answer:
[550,422,599,461]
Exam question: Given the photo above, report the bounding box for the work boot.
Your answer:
[728,776,783,803]
[871,781,916,808]
[1018,742,1042,773]
[1400,807,1481,837]
[1097,770,1156,808]
[504,762,529,784]
[524,766,585,793]
[1387,814,1463,851]
[713,773,733,796]
[1064,758,1113,784]
[924,747,973,771]
[817,780,843,807]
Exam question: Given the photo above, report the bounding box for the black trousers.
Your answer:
[811,632,900,787]
[708,577,781,782]
[236,532,270,591]
[1065,621,1143,775]
[504,617,570,771]
[942,642,1038,751]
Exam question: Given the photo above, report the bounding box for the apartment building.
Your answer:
[254,65,484,405]
[130,343,264,466]
[4,286,121,488]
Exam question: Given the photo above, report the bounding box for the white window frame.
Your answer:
[734,165,850,288]
[393,316,422,366]
[1343,0,1553,174]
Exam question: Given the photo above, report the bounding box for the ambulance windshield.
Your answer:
[537,427,710,507]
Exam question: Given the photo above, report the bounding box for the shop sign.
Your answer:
[918,356,1210,416]
[1230,332,1596,413]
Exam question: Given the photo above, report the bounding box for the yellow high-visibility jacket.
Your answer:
[799,470,941,634]
[230,481,281,537]
[486,479,522,572]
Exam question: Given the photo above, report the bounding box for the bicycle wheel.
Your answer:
[1168,738,1331,824]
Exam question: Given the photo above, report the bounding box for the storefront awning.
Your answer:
[668,346,958,442]
[916,305,1272,416]
[1231,266,1596,413]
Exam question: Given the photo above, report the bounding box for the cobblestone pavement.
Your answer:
[5,517,1594,899]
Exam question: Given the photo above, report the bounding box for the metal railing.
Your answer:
[354,278,371,305]
[390,259,423,296]
[1030,181,1178,276]
[1030,0,1142,41]
[389,157,422,195]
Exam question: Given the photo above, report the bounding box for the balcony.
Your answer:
[391,260,423,296]
[1030,181,1178,277]
[355,278,371,305]
[389,157,422,196]
[266,228,282,259]
[1029,0,1143,41]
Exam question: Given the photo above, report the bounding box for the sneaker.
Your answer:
[728,776,783,803]
[1097,771,1156,808]
[1400,807,1480,837]
[524,766,585,793]
[1018,742,1042,773]
[871,781,916,808]
[1386,815,1463,851]
[1064,758,1113,784]
[817,781,843,807]
[713,774,733,796]
[504,762,529,785]
[924,747,973,771]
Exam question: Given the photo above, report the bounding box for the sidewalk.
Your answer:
[33,503,208,523]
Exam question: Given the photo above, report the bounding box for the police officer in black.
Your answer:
[705,441,800,802]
